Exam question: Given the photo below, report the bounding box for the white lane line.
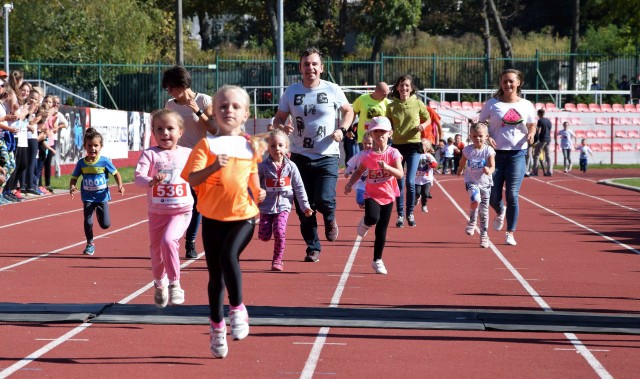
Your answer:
[300,236,362,379]
[520,195,640,255]
[436,182,613,379]
[532,178,639,213]
[0,220,148,272]
[0,252,205,377]
[0,194,146,230]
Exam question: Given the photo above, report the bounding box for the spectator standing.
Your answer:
[531,109,553,176]
[452,133,465,175]
[590,77,601,91]
[619,75,631,103]
[556,121,577,173]
[272,47,354,263]
[352,82,390,147]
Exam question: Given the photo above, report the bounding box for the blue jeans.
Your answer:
[290,153,338,254]
[490,150,526,232]
[394,143,421,217]
[343,136,359,166]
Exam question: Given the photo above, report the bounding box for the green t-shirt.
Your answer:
[386,95,430,145]
[352,94,390,143]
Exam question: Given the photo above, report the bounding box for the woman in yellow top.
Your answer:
[181,85,266,359]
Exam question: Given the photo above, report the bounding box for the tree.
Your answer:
[486,0,513,68]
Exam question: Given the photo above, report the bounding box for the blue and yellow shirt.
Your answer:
[71,155,118,203]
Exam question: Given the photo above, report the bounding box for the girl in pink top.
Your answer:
[344,116,403,275]
[134,109,194,308]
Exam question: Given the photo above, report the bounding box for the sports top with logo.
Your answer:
[70,155,118,202]
[461,144,496,187]
[478,97,536,150]
[277,80,350,159]
[361,147,402,205]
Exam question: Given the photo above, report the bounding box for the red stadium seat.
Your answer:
[596,130,607,138]
[622,143,633,151]
[545,102,558,111]
[570,117,581,125]
[535,102,545,111]
[600,104,613,112]
[628,130,639,138]
[428,100,438,108]
[586,130,597,138]
[451,101,463,110]
[611,117,621,125]
[615,130,628,138]
[441,101,452,109]
[588,103,601,112]
[601,142,611,151]
[637,143,640,150]
[612,103,624,112]
[595,117,608,124]
[633,118,640,126]
[613,143,623,151]
[576,103,589,112]
[621,117,632,125]
[624,104,636,112]
[461,101,473,110]
[575,130,586,139]
[472,101,483,111]
[564,103,578,112]
[590,143,602,151]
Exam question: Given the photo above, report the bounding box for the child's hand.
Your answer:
[257,188,266,203]
[213,154,229,170]
[0,174,5,186]
[70,185,78,199]
[304,208,314,217]
[482,167,491,175]
[118,185,125,196]
[377,161,385,169]
[149,173,166,187]
[344,183,353,195]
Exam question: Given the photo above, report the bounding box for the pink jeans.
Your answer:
[148,211,191,285]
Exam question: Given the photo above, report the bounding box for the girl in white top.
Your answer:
[556,121,577,172]
[344,132,374,209]
[414,139,438,213]
[478,69,536,247]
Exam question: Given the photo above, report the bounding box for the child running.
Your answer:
[343,132,374,209]
[457,122,495,248]
[344,116,403,275]
[134,109,194,308]
[181,85,266,359]
[414,138,438,213]
[258,129,313,272]
[577,138,594,173]
[70,128,124,255]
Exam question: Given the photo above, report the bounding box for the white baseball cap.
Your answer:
[365,116,392,132]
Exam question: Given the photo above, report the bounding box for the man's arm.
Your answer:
[273,110,292,134]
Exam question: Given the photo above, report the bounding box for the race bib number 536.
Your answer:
[152,183,188,204]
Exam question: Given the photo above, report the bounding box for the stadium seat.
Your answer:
[559,117,571,125]
[628,130,639,138]
[613,142,623,151]
[576,103,589,112]
[621,117,632,125]
[451,101,462,110]
[615,130,628,138]
[570,117,581,125]
[633,118,640,126]
[564,103,578,112]
[545,102,558,111]
[472,101,483,111]
[461,101,473,110]
[575,130,586,139]
[588,103,601,112]
[637,104,640,112]
[586,130,597,138]
[441,101,452,109]
[535,102,545,111]
[596,130,607,138]
[595,117,608,124]
[600,104,613,112]
[637,143,640,150]
[624,104,636,112]
[428,100,438,108]
[612,103,624,112]
[611,117,621,125]
[601,142,611,151]
[590,143,602,152]
[622,143,633,151]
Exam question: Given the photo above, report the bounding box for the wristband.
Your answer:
[195,109,204,117]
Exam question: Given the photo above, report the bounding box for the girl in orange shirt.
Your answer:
[181,85,266,359]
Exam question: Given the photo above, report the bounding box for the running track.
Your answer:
[1,169,639,378]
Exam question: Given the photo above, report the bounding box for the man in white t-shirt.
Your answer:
[273,47,354,263]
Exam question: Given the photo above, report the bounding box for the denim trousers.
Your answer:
[394,143,421,217]
[290,153,338,253]
[490,149,526,232]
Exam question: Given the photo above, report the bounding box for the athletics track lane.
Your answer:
[1,170,639,378]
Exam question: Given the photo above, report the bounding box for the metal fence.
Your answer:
[14,50,640,114]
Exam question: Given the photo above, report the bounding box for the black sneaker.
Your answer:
[304,250,320,262]
[407,213,416,227]
[185,240,197,259]
[325,220,339,241]
[396,216,405,228]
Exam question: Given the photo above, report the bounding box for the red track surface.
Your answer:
[1,169,639,378]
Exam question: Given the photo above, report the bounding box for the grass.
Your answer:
[610,178,640,188]
[50,167,136,191]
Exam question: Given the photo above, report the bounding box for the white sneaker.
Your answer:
[493,207,506,231]
[371,259,388,275]
[480,233,489,248]
[357,217,370,237]
[465,221,475,236]
[229,308,250,340]
[210,325,228,358]
[396,216,404,228]
[422,205,428,213]
[505,232,517,246]
[169,283,185,305]
[154,285,168,308]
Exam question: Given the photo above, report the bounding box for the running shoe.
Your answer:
[407,213,416,227]
[493,207,506,231]
[505,232,517,246]
[154,284,169,308]
[0,196,9,205]
[210,325,228,358]
[465,221,475,236]
[396,216,405,228]
[304,250,320,262]
[325,219,339,241]
[13,190,24,200]
[422,205,428,213]
[356,217,370,237]
[480,233,490,248]
[229,308,250,340]
[39,186,50,195]
[46,186,55,194]
[83,244,95,255]
[185,240,197,259]
[271,260,283,271]
[371,259,388,275]
[169,283,185,305]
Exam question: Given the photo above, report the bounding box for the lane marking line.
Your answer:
[532,178,639,213]
[0,220,148,272]
[436,181,613,379]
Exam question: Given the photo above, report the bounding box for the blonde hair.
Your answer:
[470,121,488,134]
[213,85,251,112]
[151,108,184,131]
[267,129,290,152]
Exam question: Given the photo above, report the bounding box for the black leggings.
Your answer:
[364,199,393,261]
[83,201,111,243]
[415,183,432,206]
[202,217,255,323]
[44,142,56,186]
